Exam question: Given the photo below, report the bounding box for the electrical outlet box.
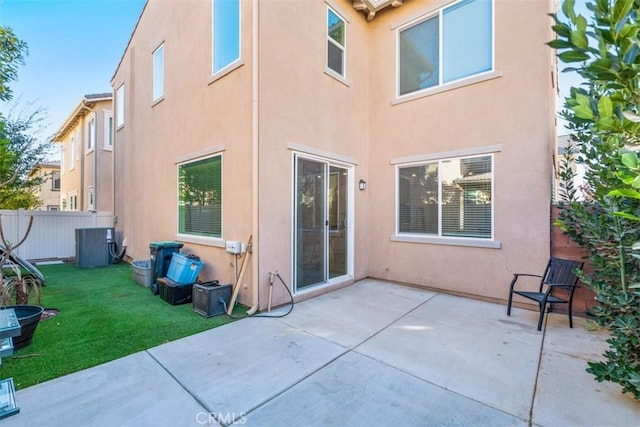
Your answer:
[225,240,241,254]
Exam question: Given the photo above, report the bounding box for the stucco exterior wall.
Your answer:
[256,0,371,306]
[113,0,254,303]
[112,0,557,310]
[365,0,556,302]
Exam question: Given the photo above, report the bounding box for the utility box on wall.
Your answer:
[75,227,114,268]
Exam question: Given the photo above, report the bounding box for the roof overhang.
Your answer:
[52,94,112,143]
[352,0,404,21]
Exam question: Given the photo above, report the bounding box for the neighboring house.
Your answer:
[52,93,114,212]
[29,161,61,210]
[111,0,558,310]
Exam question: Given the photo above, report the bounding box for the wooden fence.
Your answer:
[0,209,114,261]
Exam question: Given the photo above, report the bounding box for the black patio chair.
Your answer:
[507,257,583,331]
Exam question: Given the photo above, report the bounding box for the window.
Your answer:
[69,193,78,211]
[116,84,124,128]
[153,44,164,101]
[397,155,492,239]
[212,0,240,74]
[398,0,492,96]
[178,155,222,238]
[69,136,75,170]
[88,186,95,211]
[51,171,60,191]
[327,7,345,77]
[104,111,113,150]
[87,114,96,152]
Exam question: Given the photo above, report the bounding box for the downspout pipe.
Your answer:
[247,0,260,315]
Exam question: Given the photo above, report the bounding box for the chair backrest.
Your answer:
[543,257,584,288]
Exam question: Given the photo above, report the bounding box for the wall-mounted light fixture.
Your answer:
[359,179,367,191]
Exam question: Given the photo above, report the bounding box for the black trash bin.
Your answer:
[149,241,184,295]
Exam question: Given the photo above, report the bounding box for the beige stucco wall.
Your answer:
[57,98,113,212]
[112,0,556,310]
[113,0,254,303]
[256,0,371,306]
[365,0,555,302]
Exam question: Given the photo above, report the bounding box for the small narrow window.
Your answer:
[51,171,60,191]
[88,186,95,211]
[212,0,240,75]
[327,7,346,77]
[116,84,125,128]
[87,115,96,152]
[153,44,164,101]
[104,111,113,150]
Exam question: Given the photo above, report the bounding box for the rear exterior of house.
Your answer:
[53,94,114,212]
[112,0,557,310]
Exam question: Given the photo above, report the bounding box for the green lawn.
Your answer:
[1,262,241,389]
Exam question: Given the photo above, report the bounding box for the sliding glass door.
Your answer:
[294,155,350,291]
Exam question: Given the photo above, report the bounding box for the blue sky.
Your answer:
[0,0,146,143]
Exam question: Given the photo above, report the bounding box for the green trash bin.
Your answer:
[149,241,184,295]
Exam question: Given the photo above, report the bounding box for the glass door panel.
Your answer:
[328,166,348,279]
[295,158,326,289]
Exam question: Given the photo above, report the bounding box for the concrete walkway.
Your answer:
[4,279,639,426]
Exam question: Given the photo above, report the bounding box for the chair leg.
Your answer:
[537,303,546,331]
[507,276,517,316]
[568,299,574,328]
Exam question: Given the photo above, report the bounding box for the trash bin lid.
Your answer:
[149,241,184,249]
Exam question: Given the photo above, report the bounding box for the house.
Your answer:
[111,0,557,311]
[29,161,61,210]
[52,93,114,212]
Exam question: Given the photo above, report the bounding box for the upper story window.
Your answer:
[327,7,346,77]
[178,154,223,239]
[397,154,493,240]
[68,136,75,170]
[212,0,240,75]
[104,111,113,150]
[51,171,60,191]
[153,43,164,101]
[398,0,493,97]
[87,114,96,152]
[116,84,124,128]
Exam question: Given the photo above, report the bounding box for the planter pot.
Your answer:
[4,305,44,350]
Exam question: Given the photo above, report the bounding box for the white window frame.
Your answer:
[176,153,224,244]
[211,0,241,77]
[68,135,75,170]
[69,192,78,211]
[326,6,347,80]
[396,0,495,99]
[393,147,500,249]
[153,43,164,102]
[86,113,96,153]
[88,185,95,211]
[103,111,113,151]
[116,84,124,128]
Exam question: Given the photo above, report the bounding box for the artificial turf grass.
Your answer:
[1,262,243,390]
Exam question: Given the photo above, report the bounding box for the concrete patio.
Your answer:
[4,279,639,426]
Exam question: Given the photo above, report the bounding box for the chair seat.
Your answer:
[513,291,567,304]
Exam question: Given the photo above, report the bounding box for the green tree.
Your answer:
[551,0,640,399]
[0,107,51,209]
[0,26,28,102]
